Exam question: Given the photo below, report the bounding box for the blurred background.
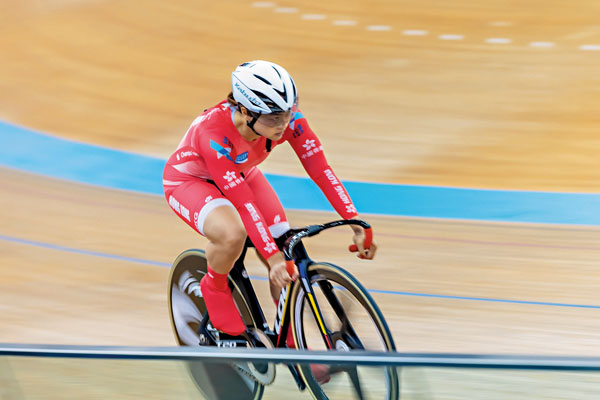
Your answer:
[1,0,600,398]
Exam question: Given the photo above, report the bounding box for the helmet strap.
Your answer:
[245,110,263,137]
[240,107,272,151]
[238,104,263,136]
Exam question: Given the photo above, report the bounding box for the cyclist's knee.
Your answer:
[217,226,247,252]
[203,207,247,252]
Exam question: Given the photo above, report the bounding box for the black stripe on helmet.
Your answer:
[253,74,271,85]
[253,89,287,113]
[271,65,282,78]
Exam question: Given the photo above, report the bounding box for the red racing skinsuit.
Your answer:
[163,101,358,262]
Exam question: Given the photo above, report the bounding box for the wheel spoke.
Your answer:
[317,280,363,349]
[347,366,366,400]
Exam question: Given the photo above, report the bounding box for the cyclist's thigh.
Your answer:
[245,167,290,237]
[164,179,238,236]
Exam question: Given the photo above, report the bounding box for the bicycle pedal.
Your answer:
[198,333,210,346]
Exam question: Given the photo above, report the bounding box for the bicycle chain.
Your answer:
[232,329,276,385]
[232,361,269,385]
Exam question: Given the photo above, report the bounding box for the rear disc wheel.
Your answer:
[168,249,264,400]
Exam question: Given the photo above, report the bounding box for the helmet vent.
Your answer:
[253,74,272,86]
[253,89,284,113]
[271,66,282,78]
[274,86,288,102]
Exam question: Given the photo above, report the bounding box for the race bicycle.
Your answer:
[168,219,399,399]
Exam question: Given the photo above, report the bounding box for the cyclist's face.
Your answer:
[252,111,294,140]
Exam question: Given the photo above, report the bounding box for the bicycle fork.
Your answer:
[271,280,310,391]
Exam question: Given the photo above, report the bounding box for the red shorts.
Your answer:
[163,167,290,238]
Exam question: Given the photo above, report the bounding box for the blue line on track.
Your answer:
[3,233,599,310]
[0,234,170,268]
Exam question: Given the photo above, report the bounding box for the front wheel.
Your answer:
[289,262,399,400]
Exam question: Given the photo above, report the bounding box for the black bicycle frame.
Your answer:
[232,219,372,348]
[282,219,372,351]
[225,232,313,348]
[199,219,372,387]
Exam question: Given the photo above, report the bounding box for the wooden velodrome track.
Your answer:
[1,0,600,398]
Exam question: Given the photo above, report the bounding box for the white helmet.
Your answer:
[231,60,297,114]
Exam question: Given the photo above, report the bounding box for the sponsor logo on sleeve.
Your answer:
[302,139,316,151]
[264,242,278,253]
[222,171,244,190]
[324,169,340,185]
[223,171,237,182]
[293,123,304,138]
[300,138,322,159]
[244,203,276,254]
[324,169,355,210]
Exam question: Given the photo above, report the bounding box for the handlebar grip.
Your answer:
[286,260,296,277]
[349,227,373,253]
[364,227,373,249]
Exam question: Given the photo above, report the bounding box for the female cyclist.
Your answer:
[163,60,376,337]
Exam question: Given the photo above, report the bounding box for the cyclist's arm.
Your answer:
[287,113,359,220]
[199,132,280,261]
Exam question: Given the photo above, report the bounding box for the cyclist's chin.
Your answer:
[265,130,285,140]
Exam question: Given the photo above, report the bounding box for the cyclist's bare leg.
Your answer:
[202,205,246,274]
[199,205,247,335]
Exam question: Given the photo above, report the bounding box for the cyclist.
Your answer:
[163,60,376,339]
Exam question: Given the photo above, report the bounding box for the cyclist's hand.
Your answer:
[268,252,298,287]
[350,225,377,260]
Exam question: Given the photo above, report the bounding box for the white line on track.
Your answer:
[301,14,326,20]
[439,34,464,41]
[251,1,276,7]
[247,3,597,53]
[333,20,357,26]
[366,25,392,31]
[530,42,555,48]
[403,30,428,36]
[486,38,512,44]
[274,7,298,13]
[489,21,514,27]
[580,44,600,51]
